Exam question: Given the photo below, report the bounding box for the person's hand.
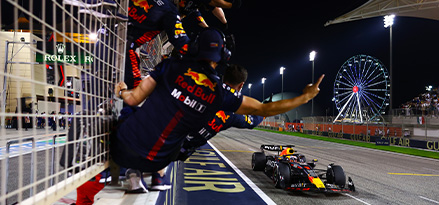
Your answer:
[115,81,128,98]
[302,74,324,102]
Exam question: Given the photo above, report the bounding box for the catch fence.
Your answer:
[0,0,169,204]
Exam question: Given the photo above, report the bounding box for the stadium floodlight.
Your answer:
[280,67,285,100]
[248,83,252,96]
[384,14,395,28]
[262,78,266,101]
[280,67,285,75]
[309,51,316,62]
[384,14,395,111]
[309,51,316,115]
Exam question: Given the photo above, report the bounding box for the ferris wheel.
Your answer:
[333,54,390,123]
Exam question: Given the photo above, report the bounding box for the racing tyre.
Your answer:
[274,165,281,188]
[252,152,266,171]
[327,165,346,188]
[278,163,291,189]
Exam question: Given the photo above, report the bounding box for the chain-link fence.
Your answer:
[0,0,137,204]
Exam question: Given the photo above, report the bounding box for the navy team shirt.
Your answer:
[181,111,265,153]
[128,0,189,50]
[196,111,264,141]
[117,57,243,162]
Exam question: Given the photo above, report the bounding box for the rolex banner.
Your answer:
[35,41,94,65]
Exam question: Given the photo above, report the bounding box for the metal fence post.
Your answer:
[5,138,35,196]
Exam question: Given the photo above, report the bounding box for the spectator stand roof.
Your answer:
[325,0,439,26]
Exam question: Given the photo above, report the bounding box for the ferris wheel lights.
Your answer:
[333,55,389,123]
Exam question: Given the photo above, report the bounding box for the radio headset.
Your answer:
[189,28,232,63]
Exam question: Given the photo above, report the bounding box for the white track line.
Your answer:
[208,141,276,205]
[419,196,439,204]
[344,193,371,205]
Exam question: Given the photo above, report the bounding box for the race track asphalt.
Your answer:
[209,128,439,205]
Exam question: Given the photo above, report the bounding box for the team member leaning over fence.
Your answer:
[125,0,191,90]
[123,0,194,191]
[113,28,325,190]
[178,0,241,37]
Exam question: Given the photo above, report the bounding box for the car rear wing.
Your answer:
[260,145,295,152]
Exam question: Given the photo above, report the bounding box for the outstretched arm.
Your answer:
[115,75,157,106]
[208,0,233,8]
[211,7,227,24]
[235,75,324,117]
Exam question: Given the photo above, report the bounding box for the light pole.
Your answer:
[280,67,285,100]
[384,14,395,114]
[262,78,266,101]
[309,51,316,116]
[248,83,252,97]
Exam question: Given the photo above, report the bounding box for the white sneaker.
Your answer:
[125,169,148,194]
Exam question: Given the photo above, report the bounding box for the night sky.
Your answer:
[2,0,439,116]
[214,1,439,116]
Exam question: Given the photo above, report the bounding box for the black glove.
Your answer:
[219,23,228,31]
[231,0,241,9]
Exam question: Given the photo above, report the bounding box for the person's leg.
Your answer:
[125,168,148,193]
[150,168,172,191]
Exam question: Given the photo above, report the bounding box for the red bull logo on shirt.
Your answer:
[132,0,154,13]
[208,118,223,133]
[174,69,216,104]
[128,7,147,23]
[216,111,230,123]
[184,68,216,91]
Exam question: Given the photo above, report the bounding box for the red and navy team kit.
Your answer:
[125,0,190,89]
[113,57,243,172]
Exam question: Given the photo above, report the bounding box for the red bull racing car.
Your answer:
[251,145,355,193]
